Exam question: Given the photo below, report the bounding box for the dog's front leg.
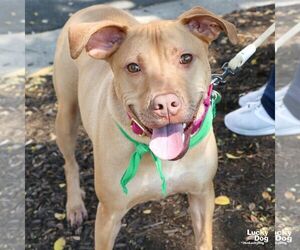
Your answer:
[95,202,126,250]
[188,182,215,250]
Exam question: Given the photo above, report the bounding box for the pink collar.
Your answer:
[129,84,213,137]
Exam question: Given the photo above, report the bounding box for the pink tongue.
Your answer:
[149,124,184,160]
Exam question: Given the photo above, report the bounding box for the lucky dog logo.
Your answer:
[275,229,293,245]
[241,229,269,245]
[241,228,293,246]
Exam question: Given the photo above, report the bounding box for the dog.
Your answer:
[53,4,237,249]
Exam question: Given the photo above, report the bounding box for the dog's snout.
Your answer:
[152,94,181,117]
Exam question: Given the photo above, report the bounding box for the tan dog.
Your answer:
[53,5,237,250]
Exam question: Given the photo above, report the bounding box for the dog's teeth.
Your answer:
[183,123,187,129]
[182,133,185,142]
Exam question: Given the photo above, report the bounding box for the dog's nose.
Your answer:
[152,94,181,117]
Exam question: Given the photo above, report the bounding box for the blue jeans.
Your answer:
[261,66,275,120]
[283,64,300,120]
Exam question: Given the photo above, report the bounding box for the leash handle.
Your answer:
[228,44,256,71]
[275,22,300,52]
[212,23,275,85]
[228,23,275,71]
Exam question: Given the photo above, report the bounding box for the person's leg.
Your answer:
[283,64,300,119]
[276,63,300,136]
[224,67,275,136]
[261,66,275,120]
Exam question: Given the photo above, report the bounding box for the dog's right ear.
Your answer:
[68,21,128,59]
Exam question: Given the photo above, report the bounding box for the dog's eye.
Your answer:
[127,63,141,73]
[180,54,193,64]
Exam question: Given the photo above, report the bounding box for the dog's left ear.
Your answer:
[68,21,129,59]
[178,6,238,45]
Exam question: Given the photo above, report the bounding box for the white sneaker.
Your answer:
[224,101,275,136]
[239,85,266,106]
[275,84,289,101]
[238,84,289,107]
[276,100,300,136]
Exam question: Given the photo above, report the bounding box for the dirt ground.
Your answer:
[25,6,276,250]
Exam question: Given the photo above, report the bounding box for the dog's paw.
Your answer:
[66,195,88,227]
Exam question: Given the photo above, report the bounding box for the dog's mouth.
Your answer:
[149,121,194,161]
[127,97,204,161]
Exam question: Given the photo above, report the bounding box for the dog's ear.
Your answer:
[178,6,238,45]
[68,21,128,59]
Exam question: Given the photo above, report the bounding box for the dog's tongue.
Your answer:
[149,124,184,160]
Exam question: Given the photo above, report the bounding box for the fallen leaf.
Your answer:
[260,227,269,236]
[59,183,66,188]
[54,213,66,220]
[71,236,80,241]
[284,191,295,200]
[226,153,241,159]
[249,202,256,211]
[54,237,66,250]
[143,209,151,214]
[245,235,255,241]
[236,204,242,210]
[50,132,57,141]
[250,214,259,223]
[251,58,257,65]
[262,191,271,201]
[215,195,230,205]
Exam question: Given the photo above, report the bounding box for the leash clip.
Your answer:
[211,62,238,86]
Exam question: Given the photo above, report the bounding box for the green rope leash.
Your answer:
[117,90,221,195]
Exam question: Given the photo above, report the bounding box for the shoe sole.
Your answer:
[224,120,275,136]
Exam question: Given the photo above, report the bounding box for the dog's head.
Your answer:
[69,6,237,160]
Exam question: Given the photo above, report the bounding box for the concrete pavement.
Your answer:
[25,0,174,34]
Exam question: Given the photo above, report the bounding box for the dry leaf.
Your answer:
[250,214,259,223]
[262,191,271,201]
[226,153,241,159]
[284,191,295,200]
[59,183,66,188]
[249,202,256,211]
[245,235,255,241]
[50,133,57,141]
[260,227,269,236]
[54,237,66,250]
[143,209,151,214]
[236,205,242,210]
[54,213,66,220]
[215,195,230,205]
[251,58,257,65]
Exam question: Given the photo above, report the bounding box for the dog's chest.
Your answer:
[129,153,215,196]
